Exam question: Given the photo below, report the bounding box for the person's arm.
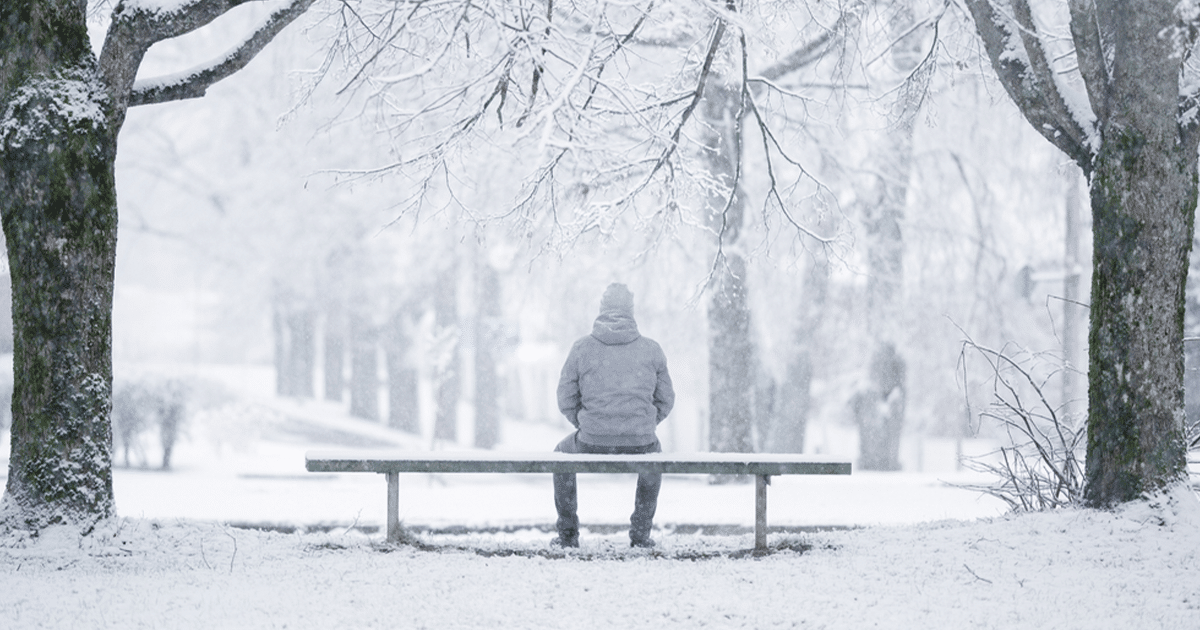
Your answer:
[653,348,675,423]
[556,345,582,428]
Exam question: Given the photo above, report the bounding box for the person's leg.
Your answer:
[627,440,662,546]
[552,433,581,546]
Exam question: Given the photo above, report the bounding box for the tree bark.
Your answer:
[0,1,119,529]
[1085,48,1194,503]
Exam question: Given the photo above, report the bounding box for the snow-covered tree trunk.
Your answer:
[384,307,419,434]
[854,3,919,471]
[772,251,830,453]
[323,303,346,402]
[1086,89,1194,504]
[701,79,754,455]
[348,312,379,421]
[0,0,314,529]
[964,0,1198,505]
[473,261,501,449]
[0,3,119,527]
[433,260,460,442]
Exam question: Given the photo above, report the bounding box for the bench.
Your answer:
[305,449,852,550]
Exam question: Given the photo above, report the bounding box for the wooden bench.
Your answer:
[305,449,852,550]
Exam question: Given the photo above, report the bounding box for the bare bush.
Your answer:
[957,339,1085,511]
[112,378,190,471]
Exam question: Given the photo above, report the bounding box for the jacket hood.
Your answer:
[591,283,640,345]
[592,310,640,345]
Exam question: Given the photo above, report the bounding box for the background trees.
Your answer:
[4,0,1190,533]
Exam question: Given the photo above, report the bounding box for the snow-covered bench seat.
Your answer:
[305,450,852,550]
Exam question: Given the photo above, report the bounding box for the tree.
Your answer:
[852,3,928,471]
[473,259,503,449]
[962,0,1196,505]
[0,0,315,530]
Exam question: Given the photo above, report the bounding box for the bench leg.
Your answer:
[386,472,401,543]
[755,474,769,551]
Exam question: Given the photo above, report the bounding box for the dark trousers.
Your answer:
[553,432,662,543]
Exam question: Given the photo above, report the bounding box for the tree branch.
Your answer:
[127,0,317,107]
[757,7,859,83]
[962,0,1095,173]
[1067,0,1109,122]
[101,0,261,101]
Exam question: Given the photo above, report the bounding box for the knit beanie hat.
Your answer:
[600,283,634,314]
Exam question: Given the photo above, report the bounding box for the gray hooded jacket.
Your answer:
[556,284,675,447]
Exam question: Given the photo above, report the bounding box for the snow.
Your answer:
[3,373,1200,628]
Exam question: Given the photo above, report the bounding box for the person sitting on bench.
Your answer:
[552,282,675,548]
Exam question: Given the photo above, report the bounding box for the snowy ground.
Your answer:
[3,367,1200,628]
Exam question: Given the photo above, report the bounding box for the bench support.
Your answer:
[386,472,401,542]
[755,474,769,551]
[381,472,778,548]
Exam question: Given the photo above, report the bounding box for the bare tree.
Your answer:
[0,0,874,529]
[961,0,1197,505]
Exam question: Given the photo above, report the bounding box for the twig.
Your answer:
[963,564,993,584]
[225,530,238,574]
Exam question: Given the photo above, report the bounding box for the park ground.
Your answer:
[2,365,1199,628]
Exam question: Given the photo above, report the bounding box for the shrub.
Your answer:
[958,339,1085,511]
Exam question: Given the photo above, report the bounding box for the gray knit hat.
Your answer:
[600,283,634,313]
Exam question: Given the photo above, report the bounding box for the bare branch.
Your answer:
[757,4,861,83]
[644,14,731,182]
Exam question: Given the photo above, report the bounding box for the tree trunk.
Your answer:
[323,303,346,402]
[474,262,501,449]
[964,0,1196,508]
[709,254,754,454]
[289,310,315,398]
[772,251,830,453]
[348,312,379,421]
[854,343,906,471]
[0,4,118,527]
[433,261,460,442]
[701,79,754,454]
[384,308,419,433]
[1085,108,1194,503]
[855,3,916,471]
[272,298,315,398]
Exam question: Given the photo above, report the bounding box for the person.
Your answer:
[552,282,675,548]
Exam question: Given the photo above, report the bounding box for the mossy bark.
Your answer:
[0,1,119,529]
[1083,4,1193,506]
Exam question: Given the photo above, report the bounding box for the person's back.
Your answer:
[551,283,674,548]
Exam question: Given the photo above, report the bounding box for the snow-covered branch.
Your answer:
[962,0,1094,173]
[1066,0,1109,123]
[128,0,317,107]
[757,4,859,83]
[99,0,315,115]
